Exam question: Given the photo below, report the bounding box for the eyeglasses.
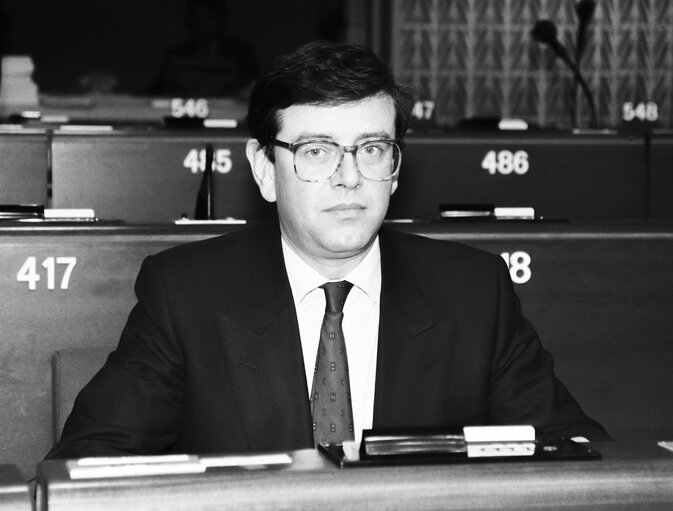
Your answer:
[271,138,402,183]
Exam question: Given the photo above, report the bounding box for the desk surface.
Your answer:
[37,442,673,510]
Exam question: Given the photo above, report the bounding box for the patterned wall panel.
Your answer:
[391,0,673,129]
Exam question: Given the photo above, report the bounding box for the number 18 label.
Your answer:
[501,251,531,284]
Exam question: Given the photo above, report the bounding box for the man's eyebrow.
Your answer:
[291,133,334,143]
[290,131,395,143]
[357,131,395,141]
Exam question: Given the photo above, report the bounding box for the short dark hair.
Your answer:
[247,40,413,159]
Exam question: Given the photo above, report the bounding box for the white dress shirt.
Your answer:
[281,236,381,443]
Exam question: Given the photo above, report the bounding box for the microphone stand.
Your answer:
[194,143,215,220]
[573,0,596,129]
[553,46,598,129]
[531,19,598,129]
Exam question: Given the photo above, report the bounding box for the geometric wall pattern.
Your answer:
[391,0,673,129]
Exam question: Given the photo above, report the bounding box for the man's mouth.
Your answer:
[326,203,364,212]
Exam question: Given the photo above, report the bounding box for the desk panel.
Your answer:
[49,130,649,223]
[0,226,227,476]
[50,130,274,222]
[0,130,48,205]
[0,465,29,511]
[1,223,672,476]
[649,133,673,219]
[391,132,648,220]
[404,223,673,445]
[36,443,673,510]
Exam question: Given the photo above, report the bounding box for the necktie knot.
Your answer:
[321,281,353,313]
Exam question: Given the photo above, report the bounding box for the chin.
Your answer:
[322,230,376,256]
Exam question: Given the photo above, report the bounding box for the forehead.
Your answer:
[276,95,396,142]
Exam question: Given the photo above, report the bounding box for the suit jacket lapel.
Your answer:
[215,224,314,451]
[373,230,456,428]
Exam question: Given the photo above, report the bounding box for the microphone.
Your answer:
[194,143,215,220]
[573,0,596,127]
[575,0,596,64]
[531,19,598,129]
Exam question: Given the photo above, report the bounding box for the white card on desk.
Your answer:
[200,453,292,468]
[67,454,205,479]
[658,441,673,453]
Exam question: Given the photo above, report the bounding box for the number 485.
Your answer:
[17,257,77,290]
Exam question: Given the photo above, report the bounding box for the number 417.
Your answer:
[17,257,77,290]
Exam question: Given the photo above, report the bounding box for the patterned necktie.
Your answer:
[311,280,355,446]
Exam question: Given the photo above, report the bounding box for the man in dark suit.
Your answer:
[47,41,608,460]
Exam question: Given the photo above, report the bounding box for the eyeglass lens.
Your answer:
[294,141,400,181]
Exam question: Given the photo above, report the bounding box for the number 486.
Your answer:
[481,150,529,175]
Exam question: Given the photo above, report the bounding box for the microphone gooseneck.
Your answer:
[531,19,598,129]
[573,0,596,127]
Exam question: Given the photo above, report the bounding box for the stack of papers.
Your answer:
[66,452,293,479]
[66,455,205,479]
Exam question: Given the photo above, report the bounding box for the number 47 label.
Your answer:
[17,257,77,290]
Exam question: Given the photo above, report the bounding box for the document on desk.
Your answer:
[658,441,673,453]
[66,453,293,479]
[67,454,205,479]
[174,218,247,225]
[200,453,292,469]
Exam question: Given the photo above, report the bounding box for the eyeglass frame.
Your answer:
[269,138,402,183]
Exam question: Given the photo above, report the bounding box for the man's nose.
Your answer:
[331,151,362,189]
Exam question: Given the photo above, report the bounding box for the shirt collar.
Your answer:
[281,236,382,305]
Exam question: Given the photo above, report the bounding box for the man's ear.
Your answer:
[390,173,399,196]
[246,139,277,203]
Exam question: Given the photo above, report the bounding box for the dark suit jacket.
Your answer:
[47,222,608,459]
